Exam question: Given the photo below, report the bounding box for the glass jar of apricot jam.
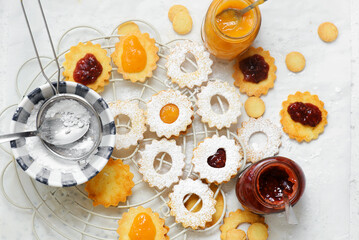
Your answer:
[201,0,261,60]
[236,156,306,214]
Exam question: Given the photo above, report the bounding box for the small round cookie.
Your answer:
[138,139,185,190]
[237,118,281,163]
[166,40,213,89]
[168,179,217,229]
[318,22,338,43]
[196,80,242,129]
[244,97,265,118]
[168,5,189,22]
[109,100,146,150]
[173,11,193,35]
[285,51,306,73]
[233,47,277,97]
[248,223,269,240]
[192,135,242,184]
[146,89,193,138]
[226,229,246,240]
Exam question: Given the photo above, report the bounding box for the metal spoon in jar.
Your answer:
[216,0,268,26]
[0,115,90,145]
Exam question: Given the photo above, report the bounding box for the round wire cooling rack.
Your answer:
[0,19,249,240]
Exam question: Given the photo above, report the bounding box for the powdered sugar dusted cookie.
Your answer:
[138,139,185,190]
[165,40,212,89]
[192,135,242,184]
[109,100,146,149]
[146,89,193,138]
[168,179,216,229]
[237,118,281,163]
[196,80,242,129]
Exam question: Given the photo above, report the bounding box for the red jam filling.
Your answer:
[239,54,269,83]
[73,53,103,85]
[287,102,322,127]
[258,166,295,203]
[207,148,226,168]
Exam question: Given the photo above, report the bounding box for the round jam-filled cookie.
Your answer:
[233,47,277,97]
[112,22,159,82]
[173,11,193,35]
[168,5,189,22]
[318,22,338,43]
[220,209,266,240]
[285,51,306,73]
[280,91,328,142]
[63,41,112,93]
[84,158,134,207]
[117,206,169,240]
[244,97,265,118]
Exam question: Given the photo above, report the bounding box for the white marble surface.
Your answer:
[0,0,358,239]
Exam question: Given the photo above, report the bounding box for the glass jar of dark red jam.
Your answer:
[236,156,305,214]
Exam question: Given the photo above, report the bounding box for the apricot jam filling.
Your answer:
[129,213,156,240]
[287,102,322,127]
[215,0,256,38]
[239,54,269,83]
[160,104,180,124]
[73,53,103,85]
[121,35,147,73]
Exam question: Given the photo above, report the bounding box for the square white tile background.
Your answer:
[0,0,358,239]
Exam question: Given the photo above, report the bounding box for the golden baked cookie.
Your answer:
[84,158,134,207]
[280,91,328,142]
[226,229,246,240]
[247,223,269,240]
[318,22,338,42]
[233,47,276,97]
[220,209,265,240]
[63,41,111,93]
[168,5,189,22]
[244,97,265,118]
[112,22,159,82]
[117,206,168,240]
[173,11,193,35]
[184,185,225,228]
[285,51,306,73]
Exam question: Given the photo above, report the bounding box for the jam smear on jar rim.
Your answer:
[239,54,269,83]
[73,53,103,85]
[287,102,322,127]
[207,148,226,168]
[258,166,295,203]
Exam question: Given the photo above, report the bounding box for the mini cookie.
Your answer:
[173,11,193,35]
[112,23,159,82]
[85,158,134,207]
[192,135,242,184]
[63,41,112,93]
[117,206,168,240]
[146,89,193,138]
[220,209,265,240]
[280,91,328,142]
[233,47,276,97]
[196,80,242,129]
[168,179,216,229]
[318,22,338,43]
[138,139,185,190]
[109,100,146,149]
[245,97,265,118]
[248,223,269,240]
[237,118,281,163]
[168,5,189,22]
[184,185,225,228]
[166,40,213,89]
[285,51,306,73]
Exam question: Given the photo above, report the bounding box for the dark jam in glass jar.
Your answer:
[236,156,305,214]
